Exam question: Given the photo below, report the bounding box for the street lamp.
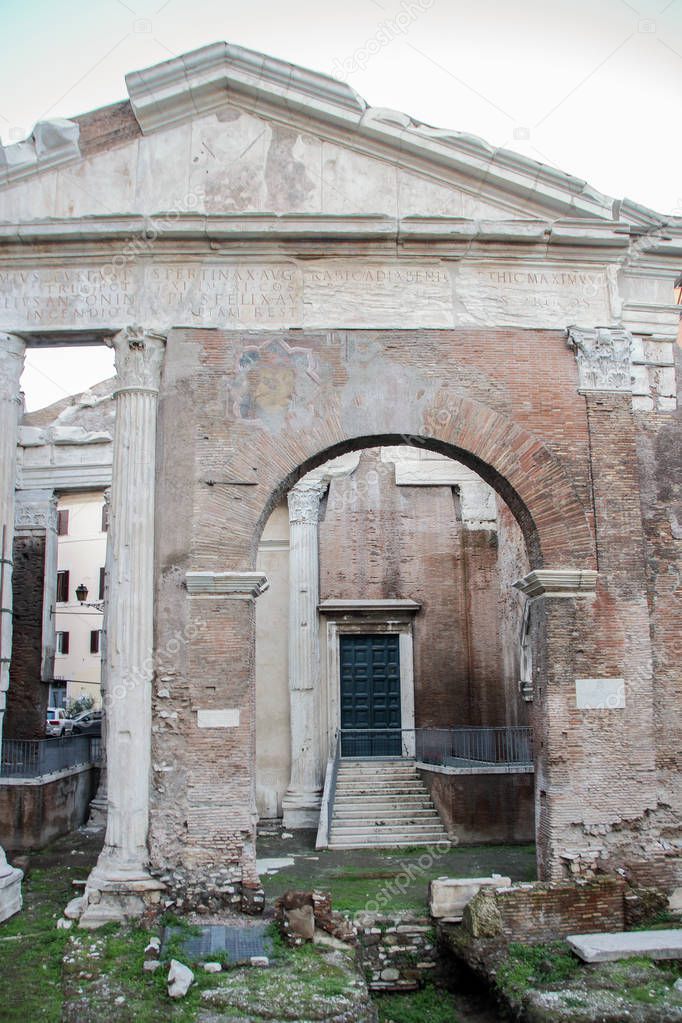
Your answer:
[75,583,104,611]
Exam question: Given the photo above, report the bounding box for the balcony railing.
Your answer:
[338,726,533,768]
[0,736,101,779]
[417,726,534,768]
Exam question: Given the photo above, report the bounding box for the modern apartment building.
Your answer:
[52,492,107,709]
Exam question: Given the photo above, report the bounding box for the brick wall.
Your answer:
[149,324,679,892]
[1,765,97,852]
[419,769,534,844]
[6,532,48,739]
[463,877,626,942]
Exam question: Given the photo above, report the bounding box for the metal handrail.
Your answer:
[417,726,534,767]
[327,731,342,846]
[336,726,534,767]
[0,736,100,778]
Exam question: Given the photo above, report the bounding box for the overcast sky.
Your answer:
[2,0,680,410]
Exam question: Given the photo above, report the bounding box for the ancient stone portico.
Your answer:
[0,41,681,923]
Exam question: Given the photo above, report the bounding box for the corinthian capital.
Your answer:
[288,480,326,524]
[0,333,26,404]
[109,325,167,394]
[567,326,632,393]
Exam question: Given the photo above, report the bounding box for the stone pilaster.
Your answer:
[80,327,166,927]
[0,332,26,921]
[282,480,326,829]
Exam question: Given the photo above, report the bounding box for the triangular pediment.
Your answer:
[0,41,647,227]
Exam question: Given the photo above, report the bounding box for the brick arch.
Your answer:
[254,396,594,570]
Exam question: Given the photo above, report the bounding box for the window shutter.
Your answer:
[57,570,70,603]
[57,509,69,536]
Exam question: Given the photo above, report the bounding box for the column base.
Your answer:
[282,788,322,830]
[77,853,165,929]
[0,862,23,923]
[86,796,108,830]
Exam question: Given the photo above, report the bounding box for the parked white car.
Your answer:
[46,707,74,737]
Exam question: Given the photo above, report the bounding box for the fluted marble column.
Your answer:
[282,480,326,829]
[80,327,166,927]
[0,332,26,921]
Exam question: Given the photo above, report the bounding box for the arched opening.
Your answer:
[254,436,539,855]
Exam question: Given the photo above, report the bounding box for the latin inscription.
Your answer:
[455,263,610,327]
[0,260,613,331]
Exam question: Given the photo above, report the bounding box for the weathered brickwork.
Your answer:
[419,770,534,844]
[6,532,47,739]
[462,877,626,942]
[148,324,681,897]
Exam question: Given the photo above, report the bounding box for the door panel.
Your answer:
[340,634,401,756]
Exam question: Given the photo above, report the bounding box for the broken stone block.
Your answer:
[64,896,85,920]
[168,959,194,998]
[203,962,222,973]
[143,959,161,972]
[429,875,511,920]
[286,905,316,940]
[461,889,503,939]
[144,935,161,960]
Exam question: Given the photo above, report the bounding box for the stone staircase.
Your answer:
[328,759,449,849]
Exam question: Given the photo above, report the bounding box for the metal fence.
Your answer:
[0,736,100,779]
[416,726,534,767]
[337,726,533,767]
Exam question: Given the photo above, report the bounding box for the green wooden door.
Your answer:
[340,634,401,756]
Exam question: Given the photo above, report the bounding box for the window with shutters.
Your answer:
[56,570,70,603]
[57,509,69,536]
[90,630,101,654]
[56,631,70,655]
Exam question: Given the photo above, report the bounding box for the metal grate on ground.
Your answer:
[161,923,273,964]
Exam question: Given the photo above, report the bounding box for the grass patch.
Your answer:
[375,982,462,1023]
[62,922,219,1022]
[200,942,367,1018]
[496,941,580,999]
[261,843,536,915]
[0,863,78,1021]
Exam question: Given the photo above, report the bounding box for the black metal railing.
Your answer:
[0,736,100,778]
[340,727,407,758]
[337,726,533,767]
[416,726,534,767]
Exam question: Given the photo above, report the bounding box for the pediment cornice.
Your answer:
[2,41,678,228]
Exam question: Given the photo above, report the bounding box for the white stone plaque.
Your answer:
[302,262,454,328]
[0,257,616,332]
[575,678,625,710]
[453,263,611,328]
[197,708,240,728]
